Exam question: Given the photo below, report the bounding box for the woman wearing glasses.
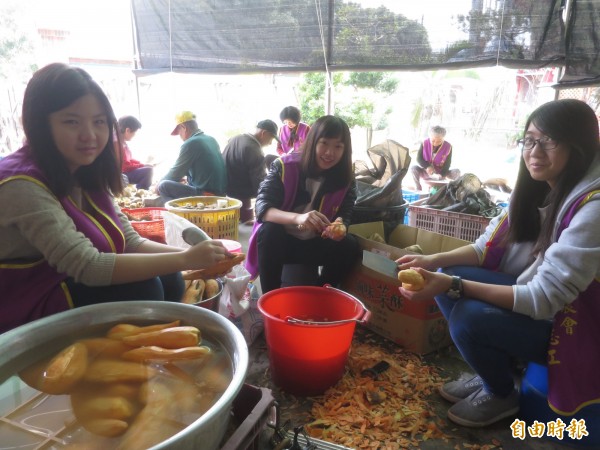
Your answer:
[396,99,600,428]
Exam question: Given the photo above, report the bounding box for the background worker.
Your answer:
[117,115,153,190]
[157,111,227,203]
[410,125,461,191]
[222,119,280,224]
[276,106,311,155]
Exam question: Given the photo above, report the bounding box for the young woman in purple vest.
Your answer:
[0,63,230,334]
[396,99,600,428]
[246,115,360,293]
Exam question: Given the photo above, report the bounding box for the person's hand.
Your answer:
[398,268,452,301]
[426,166,435,176]
[395,254,438,271]
[296,210,330,233]
[321,217,346,241]
[183,240,231,270]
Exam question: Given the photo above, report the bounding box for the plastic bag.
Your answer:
[163,211,196,248]
[218,264,264,345]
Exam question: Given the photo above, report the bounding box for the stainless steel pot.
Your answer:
[0,301,249,450]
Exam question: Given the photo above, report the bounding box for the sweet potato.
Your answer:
[84,359,156,383]
[80,338,132,359]
[321,218,346,240]
[121,345,211,362]
[203,279,220,299]
[182,279,205,304]
[182,253,246,280]
[19,343,88,395]
[81,418,129,437]
[398,269,425,291]
[121,326,200,349]
[106,320,181,340]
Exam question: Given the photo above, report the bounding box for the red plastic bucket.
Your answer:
[257,285,370,396]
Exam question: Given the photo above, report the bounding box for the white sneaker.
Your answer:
[447,386,520,428]
[439,373,484,403]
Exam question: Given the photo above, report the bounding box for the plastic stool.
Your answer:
[520,362,600,447]
[216,239,242,254]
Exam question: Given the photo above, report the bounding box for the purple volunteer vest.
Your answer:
[245,152,348,279]
[481,192,600,414]
[422,139,452,171]
[0,147,126,333]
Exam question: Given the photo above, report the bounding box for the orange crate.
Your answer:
[408,205,490,242]
[121,207,167,243]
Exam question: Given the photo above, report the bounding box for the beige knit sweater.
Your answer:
[0,179,145,286]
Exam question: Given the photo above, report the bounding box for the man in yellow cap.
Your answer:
[157,111,227,203]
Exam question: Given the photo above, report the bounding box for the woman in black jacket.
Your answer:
[245,116,360,293]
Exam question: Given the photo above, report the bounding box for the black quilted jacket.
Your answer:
[254,158,357,227]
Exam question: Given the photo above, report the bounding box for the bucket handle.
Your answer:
[285,285,371,326]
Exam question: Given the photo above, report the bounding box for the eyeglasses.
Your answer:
[517,136,560,152]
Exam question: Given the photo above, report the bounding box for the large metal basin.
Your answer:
[0,301,249,450]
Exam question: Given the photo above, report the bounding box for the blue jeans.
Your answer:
[436,266,552,396]
[66,272,185,307]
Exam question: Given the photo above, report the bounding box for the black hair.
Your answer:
[279,106,302,124]
[509,99,600,251]
[300,115,353,190]
[22,63,122,197]
[118,115,142,134]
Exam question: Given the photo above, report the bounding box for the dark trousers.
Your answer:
[124,166,154,190]
[238,197,254,223]
[257,222,361,293]
[66,272,185,307]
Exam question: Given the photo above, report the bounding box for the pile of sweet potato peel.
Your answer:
[305,341,449,449]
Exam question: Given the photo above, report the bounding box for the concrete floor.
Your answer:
[234,222,583,450]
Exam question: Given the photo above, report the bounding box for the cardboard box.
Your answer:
[343,222,470,354]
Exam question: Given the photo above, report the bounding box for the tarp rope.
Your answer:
[315,0,333,93]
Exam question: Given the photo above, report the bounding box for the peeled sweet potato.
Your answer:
[37,343,88,394]
[398,269,425,291]
[182,253,246,280]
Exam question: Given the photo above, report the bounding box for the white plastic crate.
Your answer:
[408,205,491,242]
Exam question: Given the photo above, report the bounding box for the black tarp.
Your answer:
[130,0,600,87]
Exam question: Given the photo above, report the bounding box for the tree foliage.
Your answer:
[298,71,397,131]
[0,1,37,80]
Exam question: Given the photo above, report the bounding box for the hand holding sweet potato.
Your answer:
[321,218,346,240]
[398,269,426,291]
[182,253,245,279]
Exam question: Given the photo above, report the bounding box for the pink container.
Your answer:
[216,239,242,254]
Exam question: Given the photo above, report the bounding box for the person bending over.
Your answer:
[410,125,460,191]
[276,106,311,155]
